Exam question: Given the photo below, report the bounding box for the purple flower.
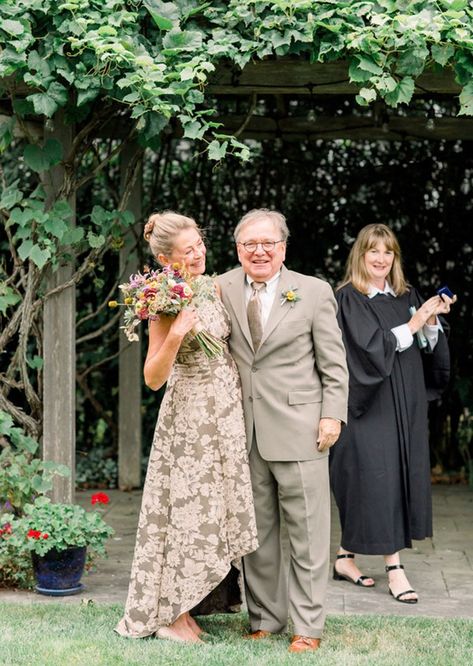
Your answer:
[128,273,147,289]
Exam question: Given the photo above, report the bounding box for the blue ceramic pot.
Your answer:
[32,546,86,596]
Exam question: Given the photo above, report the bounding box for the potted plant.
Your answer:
[0,409,71,589]
[17,492,114,596]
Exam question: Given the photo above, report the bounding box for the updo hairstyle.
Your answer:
[144,211,198,263]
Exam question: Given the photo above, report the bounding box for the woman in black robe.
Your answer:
[329,224,453,604]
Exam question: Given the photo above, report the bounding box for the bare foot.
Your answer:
[185,612,206,637]
[387,568,418,602]
[157,614,203,643]
[335,553,375,587]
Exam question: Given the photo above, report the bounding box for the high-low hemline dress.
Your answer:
[115,295,258,637]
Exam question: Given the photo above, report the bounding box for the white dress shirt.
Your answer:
[245,271,280,329]
[368,282,440,352]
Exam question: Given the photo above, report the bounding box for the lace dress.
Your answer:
[115,295,258,637]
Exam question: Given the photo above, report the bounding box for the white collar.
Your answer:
[245,271,281,288]
[367,282,396,299]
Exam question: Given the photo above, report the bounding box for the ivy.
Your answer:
[1,0,473,440]
[23,139,63,172]
[1,1,472,161]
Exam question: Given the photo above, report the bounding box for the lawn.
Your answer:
[0,603,472,666]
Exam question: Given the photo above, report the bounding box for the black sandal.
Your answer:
[385,564,418,604]
[333,553,375,587]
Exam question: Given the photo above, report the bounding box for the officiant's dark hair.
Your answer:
[338,223,408,296]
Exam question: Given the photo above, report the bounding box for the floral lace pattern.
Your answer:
[115,295,258,637]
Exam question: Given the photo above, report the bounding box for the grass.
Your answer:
[0,603,472,666]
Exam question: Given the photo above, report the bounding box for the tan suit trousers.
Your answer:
[242,436,330,638]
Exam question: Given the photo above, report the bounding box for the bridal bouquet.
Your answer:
[109,264,224,358]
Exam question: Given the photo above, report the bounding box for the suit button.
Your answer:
[249,396,253,402]
[251,367,257,373]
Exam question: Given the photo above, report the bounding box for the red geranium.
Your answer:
[27,529,42,540]
[91,492,110,505]
[0,523,12,537]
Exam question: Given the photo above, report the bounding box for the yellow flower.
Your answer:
[172,262,181,270]
[108,300,118,308]
[280,287,301,307]
[124,297,133,305]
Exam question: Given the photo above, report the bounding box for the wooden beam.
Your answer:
[208,59,461,96]
[214,113,473,141]
[42,112,76,503]
[118,142,143,490]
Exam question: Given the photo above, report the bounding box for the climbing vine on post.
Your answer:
[1,0,473,435]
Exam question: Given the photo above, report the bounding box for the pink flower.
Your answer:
[171,283,186,297]
[172,283,192,298]
[136,307,149,320]
[91,492,110,505]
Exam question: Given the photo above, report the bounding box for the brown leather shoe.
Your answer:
[288,635,321,653]
[243,629,272,640]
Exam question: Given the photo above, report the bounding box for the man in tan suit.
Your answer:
[217,209,348,653]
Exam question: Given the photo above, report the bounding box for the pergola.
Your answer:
[210,59,473,140]
[2,57,471,502]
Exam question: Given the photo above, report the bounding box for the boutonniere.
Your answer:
[280,287,301,307]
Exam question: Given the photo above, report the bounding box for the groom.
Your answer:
[218,209,348,653]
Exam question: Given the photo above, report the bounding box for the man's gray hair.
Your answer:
[233,208,290,242]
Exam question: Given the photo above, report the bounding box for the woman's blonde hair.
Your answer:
[144,211,199,263]
[338,223,408,296]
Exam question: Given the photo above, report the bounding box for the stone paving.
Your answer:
[1,485,472,619]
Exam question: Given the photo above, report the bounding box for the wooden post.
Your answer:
[42,113,76,503]
[118,142,143,489]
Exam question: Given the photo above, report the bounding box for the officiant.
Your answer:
[330,223,454,604]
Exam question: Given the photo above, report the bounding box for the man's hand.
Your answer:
[317,417,342,452]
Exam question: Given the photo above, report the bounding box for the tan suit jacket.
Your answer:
[218,265,348,461]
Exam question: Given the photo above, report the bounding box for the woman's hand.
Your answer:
[144,308,200,391]
[408,294,457,333]
[169,308,200,338]
[436,293,457,315]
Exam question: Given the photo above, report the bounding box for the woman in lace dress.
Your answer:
[115,211,258,643]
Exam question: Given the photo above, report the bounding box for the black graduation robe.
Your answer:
[329,284,450,555]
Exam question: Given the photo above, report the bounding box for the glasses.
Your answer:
[237,240,285,253]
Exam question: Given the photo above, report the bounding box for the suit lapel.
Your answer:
[225,269,254,350]
[259,265,295,348]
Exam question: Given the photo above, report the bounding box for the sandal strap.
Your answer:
[385,564,405,572]
[394,588,416,600]
[336,553,355,560]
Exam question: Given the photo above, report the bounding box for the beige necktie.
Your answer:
[247,281,266,350]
